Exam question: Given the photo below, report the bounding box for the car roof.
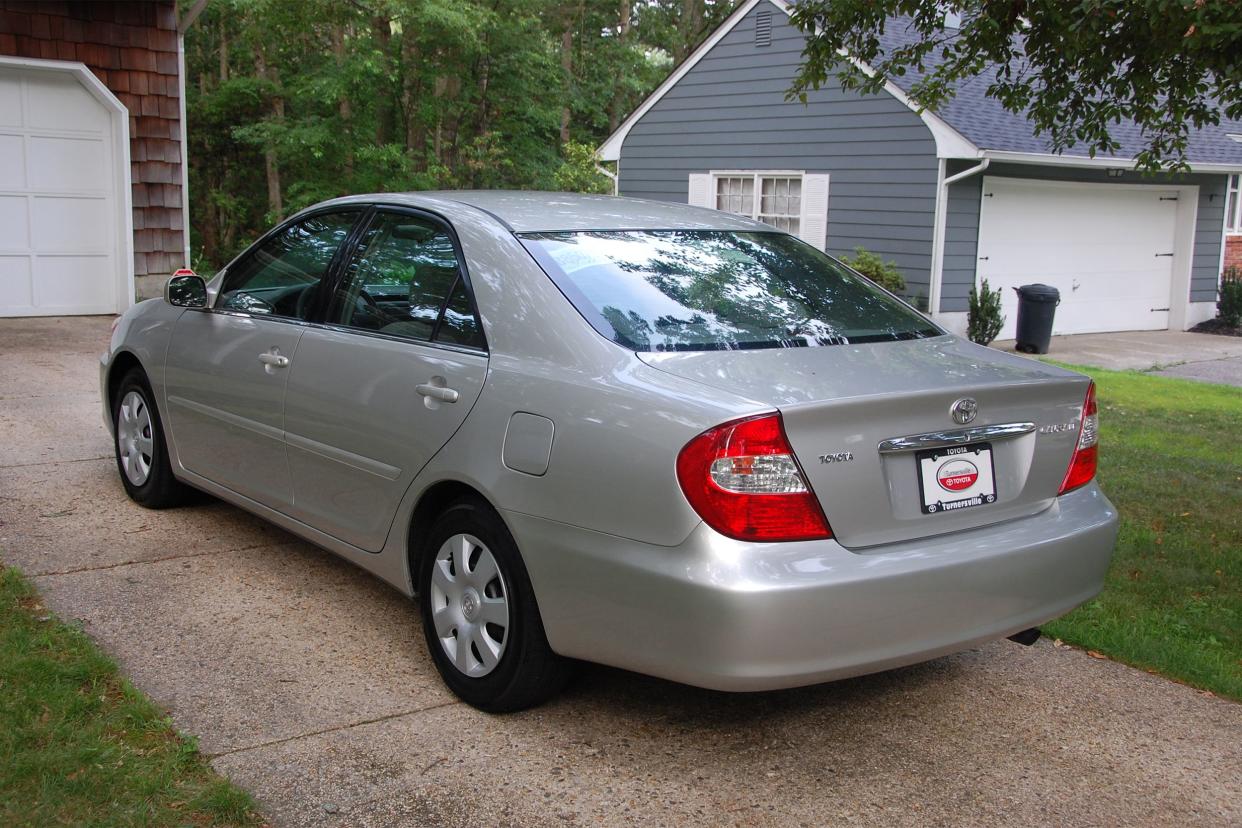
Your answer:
[321,191,775,234]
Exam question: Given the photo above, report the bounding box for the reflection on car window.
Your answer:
[520,230,941,352]
[217,212,358,319]
[328,213,483,349]
[435,279,484,349]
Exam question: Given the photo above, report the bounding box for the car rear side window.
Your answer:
[326,212,484,349]
[520,230,942,352]
[217,211,358,319]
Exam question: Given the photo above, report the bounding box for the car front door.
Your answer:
[280,209,488,551]
[164,210,362,508]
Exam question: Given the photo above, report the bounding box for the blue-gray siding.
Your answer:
[618,3,939,307]
[940,161,1227,312]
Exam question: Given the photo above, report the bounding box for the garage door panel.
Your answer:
[32,196,110,251]
[34,255,114,309]
[977,177,1177,338]
[0,256,32,307]
[0,196,29,248]
[0,134,25,188]
[28,135,108,191]
[24,73,109,133]
[0,79,20,126]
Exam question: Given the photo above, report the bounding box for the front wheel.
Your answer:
[418,499,572,712]
[113,368,189,509]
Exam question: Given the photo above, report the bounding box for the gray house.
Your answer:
[598,0,1242,339]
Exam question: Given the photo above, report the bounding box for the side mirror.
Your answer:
[165,273,208,308]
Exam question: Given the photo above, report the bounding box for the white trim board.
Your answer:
[0,55,134,316]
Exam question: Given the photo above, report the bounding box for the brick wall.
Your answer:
[0,0,185,295]
[1226,237,1242,275]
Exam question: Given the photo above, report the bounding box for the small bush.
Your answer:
[1219,266,1242,327]
[843,247,906,294]
[968,278,1005,345]
[553,142,613,194]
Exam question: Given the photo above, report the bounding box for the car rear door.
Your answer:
[164,210,362,508]
[280,208,488,552]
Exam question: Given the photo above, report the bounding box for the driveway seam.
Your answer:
[1,455,112,470]
[205,699,462,761]
[29,542,290,578]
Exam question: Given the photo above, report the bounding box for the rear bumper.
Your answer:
[505,483,1118,691]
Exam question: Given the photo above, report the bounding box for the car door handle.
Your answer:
[258,352,289,368]
[416,383,459,403]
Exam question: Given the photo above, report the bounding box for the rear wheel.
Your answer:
[113,368,189,509]
[418,499,572,712]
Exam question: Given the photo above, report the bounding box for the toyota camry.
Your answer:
[101,192,1118,711]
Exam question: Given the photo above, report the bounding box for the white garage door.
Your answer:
[976,177,1180,339]
[0,64,125,316]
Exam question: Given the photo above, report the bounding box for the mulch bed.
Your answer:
[1188,318,1242,338]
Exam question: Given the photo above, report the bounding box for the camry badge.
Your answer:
[950,398,978,425]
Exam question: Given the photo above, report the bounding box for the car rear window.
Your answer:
[519,230,941,352]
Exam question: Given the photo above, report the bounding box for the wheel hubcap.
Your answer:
[116,390,154,486]
[429,533,509,678]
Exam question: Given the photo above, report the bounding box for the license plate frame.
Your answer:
[915,442,997,515]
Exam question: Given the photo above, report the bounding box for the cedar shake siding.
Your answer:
[0,0,184,294]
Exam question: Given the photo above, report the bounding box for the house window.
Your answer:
[714,173,802,235]
[1228,174,1241,235]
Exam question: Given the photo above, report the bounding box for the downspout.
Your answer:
[928,157,989,322]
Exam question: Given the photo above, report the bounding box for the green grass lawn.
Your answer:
[1042,364,1242,700]
[0,566,262,827]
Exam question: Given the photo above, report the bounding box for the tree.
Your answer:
[787,1,1242,171]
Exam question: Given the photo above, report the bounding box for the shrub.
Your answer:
[553,142,614,195]
[968,278,1005,345]
[1220,266,1242,327]
[842,247,906,294]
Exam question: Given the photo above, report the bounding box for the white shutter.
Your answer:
[688,173,712,208]
[799,173,830,251]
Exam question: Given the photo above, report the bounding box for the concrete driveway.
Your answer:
[2,316,1240,827]
[994,330,1242,386]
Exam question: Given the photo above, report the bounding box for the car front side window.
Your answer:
[216,211,359,320]
[326,212,483,348]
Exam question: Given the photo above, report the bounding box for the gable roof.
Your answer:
[598,0,1242,172]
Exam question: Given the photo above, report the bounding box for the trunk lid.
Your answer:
[641,335,1090,548]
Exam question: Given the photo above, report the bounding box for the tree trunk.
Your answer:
[254,48,284,220]
[332,24,354,184]
[401,32,425,163]
[608,0,632,133]
[560,26,573,144]
[372,14,394,146]
[218,18,228,83]
[676,0,704,62]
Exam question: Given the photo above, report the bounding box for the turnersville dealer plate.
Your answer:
[916,443,997,515]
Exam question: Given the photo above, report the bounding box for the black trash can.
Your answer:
[1013,283,1060,354]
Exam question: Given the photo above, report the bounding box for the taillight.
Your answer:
[676,413,832,542]
[1059,381,1098,494]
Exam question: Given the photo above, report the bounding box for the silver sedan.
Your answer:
[101,192,1118,711]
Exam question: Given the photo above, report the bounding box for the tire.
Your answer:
[417,498,572,712]
[112,368,190,509]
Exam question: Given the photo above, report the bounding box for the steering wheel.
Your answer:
[355,288,381,312]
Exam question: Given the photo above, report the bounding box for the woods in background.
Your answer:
[186,0,738,269]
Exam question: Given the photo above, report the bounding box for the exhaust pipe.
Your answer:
[1007,627,1041,646]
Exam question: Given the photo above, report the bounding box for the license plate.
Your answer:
[916,442,997,515]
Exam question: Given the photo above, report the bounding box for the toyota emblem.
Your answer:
[951,398,978,425]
